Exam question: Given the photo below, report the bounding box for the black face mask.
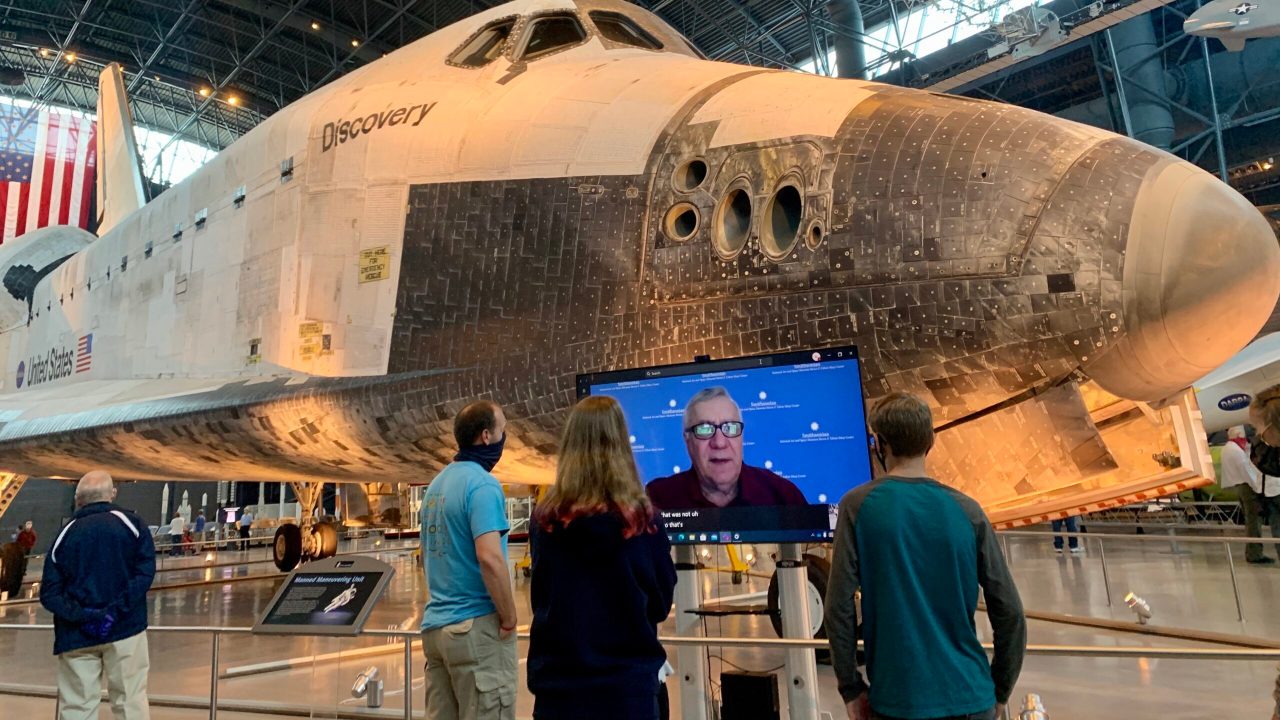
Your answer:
[455,432,506,472]
[873,435,888,472]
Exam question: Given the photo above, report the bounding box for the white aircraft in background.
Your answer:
[1195,333,1280,434]
[0,0,1275,593]
[1185,0,1280,51]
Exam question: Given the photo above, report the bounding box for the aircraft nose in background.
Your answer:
[1084,159,1280,401]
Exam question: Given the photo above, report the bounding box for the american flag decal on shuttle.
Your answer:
[75,334,92,373]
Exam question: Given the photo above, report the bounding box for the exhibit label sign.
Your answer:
[253,555,394,635]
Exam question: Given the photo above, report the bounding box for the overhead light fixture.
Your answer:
[198,87,211,97]
[65,52,77,64]
[351,39,360,47]
[311,21,321,30]
[38,48,50,58]
[154,74,161,81]
[1124,592,1152,625]
[227,95,239,106]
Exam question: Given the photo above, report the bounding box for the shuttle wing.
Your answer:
[0,369,556,486]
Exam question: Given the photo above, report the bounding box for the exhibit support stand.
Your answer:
[778,543,820,720]
[674,544,709,720]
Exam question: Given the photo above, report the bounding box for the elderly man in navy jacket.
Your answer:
[41,470,155,720]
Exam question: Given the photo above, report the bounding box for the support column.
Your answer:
[674,544,709,720]
[826,0,867,79]
[1106,16,1174,148]
[778,544,819,720]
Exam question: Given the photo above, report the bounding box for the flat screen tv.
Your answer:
[576,346,873,544]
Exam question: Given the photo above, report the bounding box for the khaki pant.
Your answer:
[1240,484,1280,561]
[422,613,515,720]
[57,631,151,720]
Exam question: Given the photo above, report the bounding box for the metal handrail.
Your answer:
[149,527,401,552]
[998,529,1280,545]
[996,527,1280,624]
[4,622,1280,659]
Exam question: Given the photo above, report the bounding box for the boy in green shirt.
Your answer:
[826,392,1026,720]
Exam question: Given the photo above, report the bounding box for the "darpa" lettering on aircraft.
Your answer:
[321,103,436,152]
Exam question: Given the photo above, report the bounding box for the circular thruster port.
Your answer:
[712,186,752,260]
[673,159,709,193]
[663,202,699,242]
[761,183,803,260]
[807,220,825,250]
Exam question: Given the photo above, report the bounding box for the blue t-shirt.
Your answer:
[420,461,510,630]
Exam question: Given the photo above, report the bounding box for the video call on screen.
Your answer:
[577,347,873,544]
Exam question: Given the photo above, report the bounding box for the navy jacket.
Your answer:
[40,502,156,654]
[527,512,676,719]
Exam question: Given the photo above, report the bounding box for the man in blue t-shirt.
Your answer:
[420,400,517,720]
[826,393,1026,720]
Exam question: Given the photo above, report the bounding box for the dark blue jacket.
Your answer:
[40,502,156,654]
[527,512,676,720]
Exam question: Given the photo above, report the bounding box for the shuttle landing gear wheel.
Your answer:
[767,554,831,662]
[273,525,303,572]
[0,542,25,597]
[313,522,339,559]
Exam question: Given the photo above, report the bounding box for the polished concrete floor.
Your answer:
[1,534,1278,719]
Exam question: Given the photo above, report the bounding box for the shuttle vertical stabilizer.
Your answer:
[94,63,146,235]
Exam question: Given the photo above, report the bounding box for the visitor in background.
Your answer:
[193,511,207,552]
[167,512,185,557]
[826,392,1025,720]
[16,520,36,555]
[528,395,676,720]
[1217,426,1276,564]
[238,506,254,550]
[1050,515,1083,555]
[1250,388,1280,564]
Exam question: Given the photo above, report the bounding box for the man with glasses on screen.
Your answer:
[647,387,807,509]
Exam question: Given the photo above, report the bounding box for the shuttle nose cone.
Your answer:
[1085,158,1280,401]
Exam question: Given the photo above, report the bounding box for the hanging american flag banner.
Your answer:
[0,101,97,243]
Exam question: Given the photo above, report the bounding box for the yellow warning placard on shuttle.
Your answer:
[299,322,323,339]
[359,246,390,284]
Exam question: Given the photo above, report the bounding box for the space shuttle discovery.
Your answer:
[0,0,1276,568]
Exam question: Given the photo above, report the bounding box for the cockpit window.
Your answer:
[450,18,516,67]
[683,37,708,60]
[589,11,664,50]
[519,14,588,61]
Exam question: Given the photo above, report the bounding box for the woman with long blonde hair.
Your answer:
[527,395,676,720]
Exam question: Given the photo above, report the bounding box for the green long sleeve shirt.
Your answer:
[824,475,1026,719]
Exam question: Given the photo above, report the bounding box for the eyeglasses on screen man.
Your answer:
[685,421,744,440]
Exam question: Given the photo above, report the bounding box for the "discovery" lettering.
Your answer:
[321,102,436,152]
